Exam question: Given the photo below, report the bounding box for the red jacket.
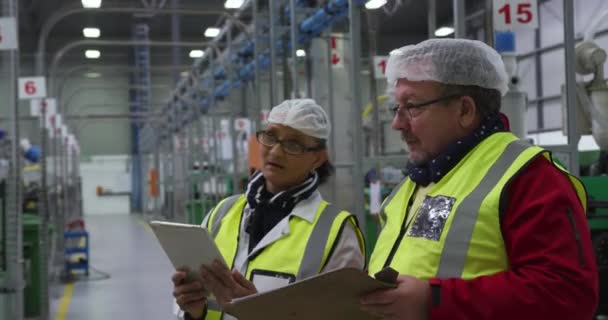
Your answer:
[429,156,599,319]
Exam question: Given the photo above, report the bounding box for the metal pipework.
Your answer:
[3,0,24,318]
[48,40,221,101]
[428,0,436,38]
[453,0,466,38]
[52,64,193,97]
[61,85,170,115]
[36,5,250,74]
[348,0,366,233]
[563,0,580,175]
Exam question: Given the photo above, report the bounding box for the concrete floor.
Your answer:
[50,214,176,320]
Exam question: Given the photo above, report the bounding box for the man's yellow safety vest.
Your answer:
[368,132,586,280]
[202,195,364,320]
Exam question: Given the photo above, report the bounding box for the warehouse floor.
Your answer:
[50,215,176,320]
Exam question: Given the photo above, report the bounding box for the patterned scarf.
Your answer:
[407,114,506,186]
[245,170,320,253]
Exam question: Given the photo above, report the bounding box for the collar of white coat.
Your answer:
[242,191,323,261]
[288,190,322,223]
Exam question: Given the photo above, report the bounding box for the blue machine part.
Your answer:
[213,67,226,80]
[495,31,516,53]
[231,54,243,65]
[238,41,255,57]
[169,0,368,138]
[23,145,41,163]
[214,80,232,98]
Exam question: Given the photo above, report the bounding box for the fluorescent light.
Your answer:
[365,0,387,9]
[85,50,101,59]
[84,72,101,78]
[224,0,244,9]
[81,0,101,8]
[296,49,306,57]
[189,50,204,58]
[435,26,455,37]
[82,27,100,38]
[204,27,221,38]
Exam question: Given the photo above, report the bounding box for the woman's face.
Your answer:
[259,124,327,193]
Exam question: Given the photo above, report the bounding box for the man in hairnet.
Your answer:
[360,38,598,319]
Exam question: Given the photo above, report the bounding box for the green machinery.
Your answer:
[580,150,608,314]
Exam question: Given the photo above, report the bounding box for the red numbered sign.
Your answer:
[30,98,57,117]
[18,76,47,99]
[373,56,389,79]
[493,0,539,30]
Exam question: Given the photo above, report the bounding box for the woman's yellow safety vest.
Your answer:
[202,195,364,320]
[368,132,586,280]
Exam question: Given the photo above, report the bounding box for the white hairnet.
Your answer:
[386,38,509,96]
[268,99,331,140]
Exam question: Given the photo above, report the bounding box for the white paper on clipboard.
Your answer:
[149,221,226,277]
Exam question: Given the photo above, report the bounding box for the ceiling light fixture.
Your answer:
[204,27,221,38]
[81,0,102,8]
[296,49,306,57]
[435,26,455,37]
[82,27,100,38]
[85,50,101,59]
[84,72,102,78]
[365,0,387,9]
[189,50,205,58]
[224,0,244,9]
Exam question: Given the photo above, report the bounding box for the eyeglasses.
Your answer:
[391,94,461,119]
[256,131,325,155]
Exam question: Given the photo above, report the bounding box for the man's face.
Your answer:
[391,79,465,165]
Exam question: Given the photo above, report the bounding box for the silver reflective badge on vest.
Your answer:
[407,195,456,241]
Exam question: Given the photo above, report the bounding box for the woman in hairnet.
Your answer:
[171,98,366,320]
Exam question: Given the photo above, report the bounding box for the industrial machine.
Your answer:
[570,31,608,313]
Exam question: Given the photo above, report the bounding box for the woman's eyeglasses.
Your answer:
[256,131,324,155]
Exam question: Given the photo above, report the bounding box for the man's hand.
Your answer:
[172,268,208,319]
[200,260,258,308]
[360,275,430,320]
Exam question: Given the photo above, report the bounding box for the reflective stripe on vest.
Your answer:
[210,194,241,238]
[297,204,341,279]
[378,179,408,225]
[435,139,529,278]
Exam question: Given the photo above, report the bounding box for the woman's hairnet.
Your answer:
[268,99,331,140]
[386,38,509,96]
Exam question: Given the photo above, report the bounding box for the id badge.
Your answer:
[250,270,296,292]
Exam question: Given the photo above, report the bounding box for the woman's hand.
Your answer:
[200,260,258,308]
[172,268,208,318]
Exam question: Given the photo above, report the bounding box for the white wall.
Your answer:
[81,155,132,215]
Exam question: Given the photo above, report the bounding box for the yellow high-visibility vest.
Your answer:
[369,132,586,279]
[203,195,364,320]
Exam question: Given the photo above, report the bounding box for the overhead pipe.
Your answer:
[194,0,363,107]
[35,4,247,75]
[159,0,367,144]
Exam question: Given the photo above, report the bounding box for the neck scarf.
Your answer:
[407,114,505,186]
[244,170,319,253]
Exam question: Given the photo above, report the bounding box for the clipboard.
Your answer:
[149,220,226,278]
[224,267,397,320]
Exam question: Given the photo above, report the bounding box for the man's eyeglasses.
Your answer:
[256,131,324,155]
[391,94,461,119]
